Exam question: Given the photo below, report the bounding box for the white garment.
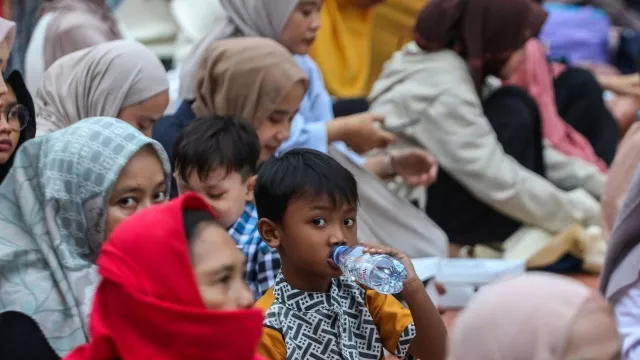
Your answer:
[368,42,602,237]
[613,279,640,359]
[170,0,225,68]
[24,13,54,96]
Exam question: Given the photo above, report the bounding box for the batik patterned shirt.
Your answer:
[256,274,416,360]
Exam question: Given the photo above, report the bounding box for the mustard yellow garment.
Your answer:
[368,0,429,91]
[309,0,374,98]
[310,0,429,98]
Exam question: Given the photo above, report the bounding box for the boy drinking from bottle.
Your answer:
[254,149,446,360]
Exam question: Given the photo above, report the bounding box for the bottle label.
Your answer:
[355,262,372,285]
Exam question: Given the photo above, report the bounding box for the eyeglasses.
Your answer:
[0,104,30,132]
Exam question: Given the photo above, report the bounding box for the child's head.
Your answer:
[183,209,254,310]
[255,148,358,281]
[280,0,323,55]
[173,116,260,229]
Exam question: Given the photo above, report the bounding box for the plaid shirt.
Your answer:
[229,202,281,299]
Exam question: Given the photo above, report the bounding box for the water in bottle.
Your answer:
[331,245,408,294]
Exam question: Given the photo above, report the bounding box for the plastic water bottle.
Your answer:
[331,245,408,294]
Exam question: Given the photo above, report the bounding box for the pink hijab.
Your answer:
[506,39,608,173]
[0,17,16,51]
[450,273,620,360]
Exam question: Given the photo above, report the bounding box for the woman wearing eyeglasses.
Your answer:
[0,70,35,184]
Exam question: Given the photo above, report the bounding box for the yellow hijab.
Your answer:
[309,0,374,98]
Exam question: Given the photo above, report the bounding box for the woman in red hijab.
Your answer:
[65,193,262,360]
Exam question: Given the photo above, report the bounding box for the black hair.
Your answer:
[171,115,260,184]
[182,209,218,246]
[254,148,358,224]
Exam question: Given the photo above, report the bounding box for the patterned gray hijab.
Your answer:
[0,117,171,356]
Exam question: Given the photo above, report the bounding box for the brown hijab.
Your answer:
[192,37,308,125]
[414,0,548,90]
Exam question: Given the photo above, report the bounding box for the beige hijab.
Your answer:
[192,37,308,124]
[35,40,169,136]
[450,273,620,360]
[0,17,16,51]
[178,0,300,100]
[40,0,122,68]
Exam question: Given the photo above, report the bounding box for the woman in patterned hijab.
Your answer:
[0,117,171,356]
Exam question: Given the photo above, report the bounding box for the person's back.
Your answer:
[369,0,602,249]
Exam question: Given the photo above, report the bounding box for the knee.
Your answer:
[559,67,604,96]
[485,86,540,128]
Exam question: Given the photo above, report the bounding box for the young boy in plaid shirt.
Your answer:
[172,115,280,299]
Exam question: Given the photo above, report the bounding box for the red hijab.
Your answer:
[65,193,264,360]
[414,0,548,90]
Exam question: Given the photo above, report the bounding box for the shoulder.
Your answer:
[256,288,276,312]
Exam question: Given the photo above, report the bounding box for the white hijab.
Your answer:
[178,0,299,100]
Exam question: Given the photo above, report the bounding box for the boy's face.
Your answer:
[260,194,358,281]
[177,169,253,229]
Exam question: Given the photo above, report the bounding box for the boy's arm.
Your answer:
[361,243,447,360]
[402,277,447,360]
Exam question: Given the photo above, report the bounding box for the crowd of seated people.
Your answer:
[3,0,640,359]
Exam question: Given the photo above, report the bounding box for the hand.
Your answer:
[389,148,439,187]
[334,112,397,154]
[600,73,640,97]
[359,242,419,285]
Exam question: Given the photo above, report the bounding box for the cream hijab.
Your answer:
[0,17,16,51]
[192,37,308,123]
[35,40,169,137]
[450,273,620,360]
[178,0,300,100]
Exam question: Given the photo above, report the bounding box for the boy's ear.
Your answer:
[245,175,257,202]
[257,218,280,249]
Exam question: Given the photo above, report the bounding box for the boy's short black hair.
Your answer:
[172,115,260,183]
[254,148,358,224]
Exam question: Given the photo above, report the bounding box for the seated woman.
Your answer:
[64,193,261,360]
[450,273,620,360]
[601,167,640,359]
[178,0,396,158]
[35,40,169,137]
[369,0,602,249]
[155,37,309,197]
[158,37,438,195]
[0,70,36,184]
[507,38,616,171]
[24,0,124,94]
[0,117,171,356]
